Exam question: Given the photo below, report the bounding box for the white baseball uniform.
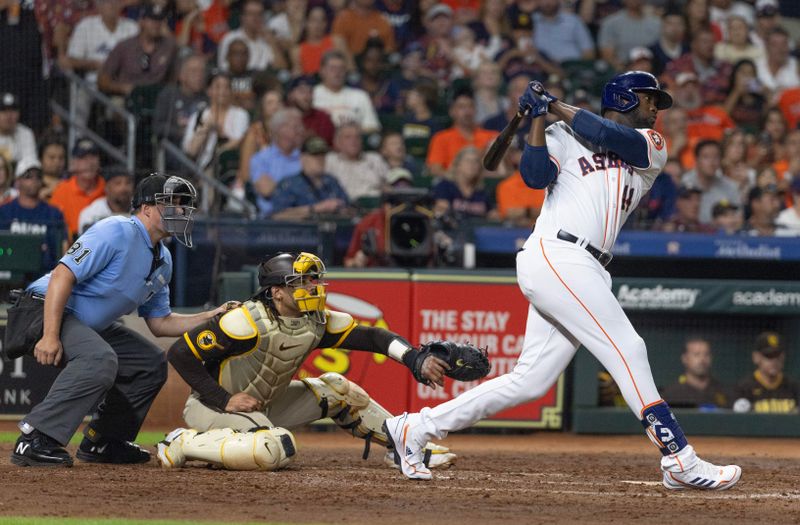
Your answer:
[414,120,669,439]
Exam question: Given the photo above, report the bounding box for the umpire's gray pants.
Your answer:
[21,315,168,445]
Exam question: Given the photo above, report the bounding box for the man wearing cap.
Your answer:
[0,93,37,166]
[78,166,134,234]
[98,4,177,96]
[9,173,234,468]
[64,0,138,127]
[711,199,743,234]
[286,75,335,146]
[775,177,800,234]
[50,139,106,238]
[733,332,800,414]
[681,140,741,224]
[744,184,783,236]
[533,0,595,64]
[0,159,66,271]
[271,136,350,220]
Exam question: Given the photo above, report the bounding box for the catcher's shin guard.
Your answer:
[302,372,391,457]
[158,427,296,471]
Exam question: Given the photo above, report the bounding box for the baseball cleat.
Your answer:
[662,460,742,490]
[157,427,193,468]
[383,412,431,480]
[10,431,73,467]
[383,442,457,470]
[77,437,151,464]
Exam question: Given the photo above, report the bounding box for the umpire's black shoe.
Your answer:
[10,431,73,467]
[76,437,151,464]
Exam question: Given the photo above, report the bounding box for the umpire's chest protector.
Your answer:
[217,301,325,404]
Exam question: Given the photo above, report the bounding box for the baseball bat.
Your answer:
[482,108,527,171]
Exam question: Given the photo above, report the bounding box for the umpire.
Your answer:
[10,173,230,467]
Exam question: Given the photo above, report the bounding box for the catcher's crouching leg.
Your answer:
[301,372,456,469]
[157,427,296,471]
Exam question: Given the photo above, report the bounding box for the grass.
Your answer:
[0,516,298,525]
[0,432,167,446]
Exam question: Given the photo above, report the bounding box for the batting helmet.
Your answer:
[601,71,672,114]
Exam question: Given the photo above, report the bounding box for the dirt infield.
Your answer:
[1,432,798,524]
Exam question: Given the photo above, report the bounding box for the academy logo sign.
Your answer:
[616,284,701,310]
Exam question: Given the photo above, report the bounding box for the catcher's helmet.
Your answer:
[255,252,328,323]
[601,71,672,114]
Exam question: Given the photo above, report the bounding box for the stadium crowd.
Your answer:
[2,0,800,269]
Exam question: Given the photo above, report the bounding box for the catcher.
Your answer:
[158,251,489,471]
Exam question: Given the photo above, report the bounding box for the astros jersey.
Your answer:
[532,121,667,251]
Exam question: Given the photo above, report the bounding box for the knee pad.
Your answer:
[641,401,688,456]
[302,372,391,452]
[166,427,297,471]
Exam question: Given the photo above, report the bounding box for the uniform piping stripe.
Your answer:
[540,238,646,408]
[184,333,202,361]
[602,169,610,248]
[609,166,622,251]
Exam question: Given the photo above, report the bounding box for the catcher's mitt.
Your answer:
[413,340,491,384]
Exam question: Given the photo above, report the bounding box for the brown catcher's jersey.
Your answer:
[735,371,800,414]
[178,300,357,407]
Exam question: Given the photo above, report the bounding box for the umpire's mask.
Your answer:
[155,176,197,248]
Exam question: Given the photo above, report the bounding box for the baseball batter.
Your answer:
[385,72,742,490]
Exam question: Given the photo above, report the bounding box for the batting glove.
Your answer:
[518,81,558,117]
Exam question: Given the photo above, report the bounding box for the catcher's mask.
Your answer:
[133,173,198,247]
[256,252,328,323]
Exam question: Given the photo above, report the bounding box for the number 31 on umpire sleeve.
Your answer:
[66,241,92,264]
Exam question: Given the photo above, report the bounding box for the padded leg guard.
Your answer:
[641,402,689,456]
[158,427,297,471]
[302,372,391,452]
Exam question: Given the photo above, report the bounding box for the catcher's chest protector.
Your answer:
[218,301,325,405]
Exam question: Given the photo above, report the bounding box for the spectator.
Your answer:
[283,77,333,148]
[98,4,177,96]
[755,27,800,97]
[416,4,456,86]
[0,93,36,165]
[648,8,687,77]
[673,72,735,144]
[714,15,764,65]
[709,0,754,30]
[271,136,351,220]
[750,0,784,50]
[225,39,256,112]
[598,0,659,72]
[313,50,381,133]
[665,27,732,105]
[777,85,800,131]
[375,0,415,50]
[236,88,285,193]
[532,0,595,64]
[450,25,499,80]
[50,139,106,237]
[712,199,743,234]
[385,43,427,115]
[0,155,17,206]
[174,0,228,57]
[659,185,714,233]
[744,184,782,235]
[734,332,800,414]
[326,122,389,201]
[661,337,732,409]
[721,128,756,201]
[771,130,800,193]
[216,0,286,72]
[266,0,307,53]
[0,158,66,270]
[658,107,694,169]
[77,166,133,234]
[248,108,303,217]
[38,137,67,201]
[356,41,393,115]
[483,73,532,147]
[723,59,769,132]
[182,72,250,169]
[495,8,562,83]
[495,147,544,227]
[333,0,396,55]
[685,0,723,43]
[426,89,496,178]
[471,62,503,125]
[36,0,95,83]
[401,82,444,160]
[432,146,496,219]
[775,178,800,234]
[292,5,353,76]
[636,162,680,227]
[682,140,741,224]
[467,0,508,51]
[627,47,654,74]
[379,132,421,177]
[344,167,415,267]
[64,0,138,128]
[153,54,208,146]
